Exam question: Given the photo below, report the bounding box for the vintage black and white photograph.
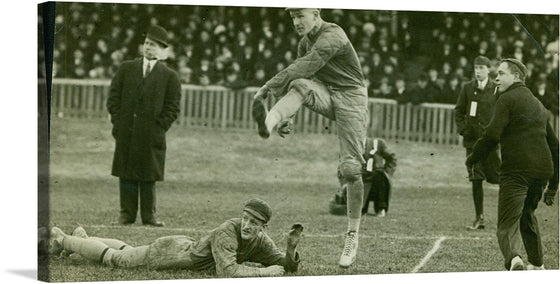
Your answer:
[34,0,558,282]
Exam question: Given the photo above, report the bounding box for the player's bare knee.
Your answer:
[339,162,361,183]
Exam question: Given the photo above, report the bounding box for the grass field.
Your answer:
[42,118,559,282]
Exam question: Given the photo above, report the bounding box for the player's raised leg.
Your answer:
[252,88,303,139]
[252,79,333,139]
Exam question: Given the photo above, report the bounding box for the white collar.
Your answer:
[477,77,488,90]
[143,57,158,71]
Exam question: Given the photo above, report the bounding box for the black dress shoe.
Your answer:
[143,219,165,227]
[118,216,135,225]
[111,219,134,226]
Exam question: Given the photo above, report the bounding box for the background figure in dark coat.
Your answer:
[331,138,397,217]
[426,67,443,102]
[441,74,462,104]
[106,25,181,227]
[467,58,559,271]
[393,75,409,103]
[532,78,559,116]
[454,56,501,230]
[403,73,440,105]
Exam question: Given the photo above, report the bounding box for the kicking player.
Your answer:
[252,7,368,268]
[46,198,303,277]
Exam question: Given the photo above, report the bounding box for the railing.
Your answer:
[48,78,559,145]
[368,99,461,144]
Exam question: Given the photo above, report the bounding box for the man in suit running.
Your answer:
[467,58,558,270]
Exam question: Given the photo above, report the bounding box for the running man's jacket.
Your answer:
[468,82,559,189]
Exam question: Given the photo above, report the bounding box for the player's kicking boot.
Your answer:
[252,94,295,139]
[339,230,359,268]
[252,95,270,139]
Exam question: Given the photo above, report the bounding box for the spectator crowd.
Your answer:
[52,3,558,113]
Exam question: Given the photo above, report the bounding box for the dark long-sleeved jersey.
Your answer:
[264,21,365,97]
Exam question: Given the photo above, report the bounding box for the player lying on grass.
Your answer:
[45,198,303,277]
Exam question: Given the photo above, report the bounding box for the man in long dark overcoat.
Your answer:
[106,25,181,226]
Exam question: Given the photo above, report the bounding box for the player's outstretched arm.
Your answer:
[259,265,285,277]
[286,224,304,260]
[213,228,289,278]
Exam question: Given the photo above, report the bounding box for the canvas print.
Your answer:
[37,1,559,282]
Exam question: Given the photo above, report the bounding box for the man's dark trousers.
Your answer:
[497,173,546,270]
[119,178,158,224]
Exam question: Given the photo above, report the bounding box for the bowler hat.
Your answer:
[146,25,169,48]
[243,198,272,223]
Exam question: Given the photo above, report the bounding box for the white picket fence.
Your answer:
[48,78,559,145]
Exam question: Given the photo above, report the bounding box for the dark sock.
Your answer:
[99,247,110,263]
[472,180,483,218]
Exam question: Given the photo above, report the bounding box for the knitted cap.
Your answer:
[474,55,491,67]
[243,198,272,223]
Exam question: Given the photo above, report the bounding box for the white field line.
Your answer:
[84,224,491,241]
[410,236,447,273]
